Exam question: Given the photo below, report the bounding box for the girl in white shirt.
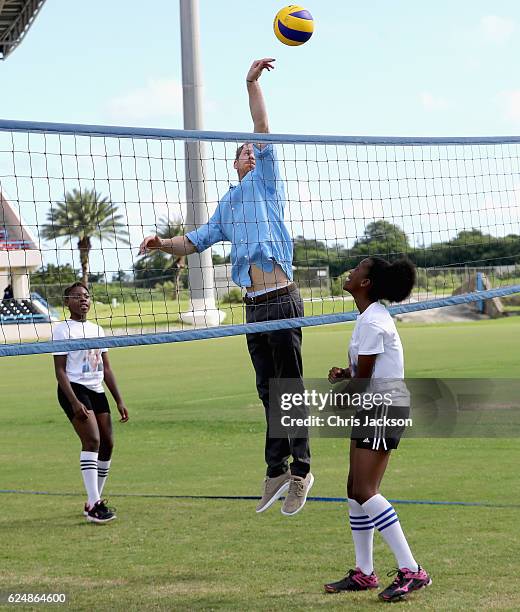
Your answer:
[324,257,431,603]
[52,282,129,524]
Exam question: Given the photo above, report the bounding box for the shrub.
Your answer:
[221,288,243,304]
[330,273,348,296]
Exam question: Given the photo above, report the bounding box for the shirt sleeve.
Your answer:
[252,144,281,193]
[357,323,385,355]
[185,204,225,252]
[51,324,69,356]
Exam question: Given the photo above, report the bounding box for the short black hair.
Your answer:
[64,281,89,298]
[366,257,416,303]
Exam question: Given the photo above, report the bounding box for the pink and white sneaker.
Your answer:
[324,567,379,593]
[378,566,432,602]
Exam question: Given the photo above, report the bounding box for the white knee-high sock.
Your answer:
[80,451,100,507]
[348,498,375,575]
[362,494,418,572]
[97,459,111,496]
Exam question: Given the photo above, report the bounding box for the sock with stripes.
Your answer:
[97,459,111,497]
[362,494,419,572]
[348,498,375,575]
[80,451,100,508]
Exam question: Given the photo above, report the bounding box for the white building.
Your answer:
[0,190,55,342]
[0,190,42,297]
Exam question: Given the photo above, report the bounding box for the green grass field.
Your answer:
[1,317,520,610]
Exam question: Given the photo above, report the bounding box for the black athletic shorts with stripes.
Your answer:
[351,404,410,451]
[58,382,110,421]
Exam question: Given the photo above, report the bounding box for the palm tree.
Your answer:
[41,188,129,286]
[136,216,186,297]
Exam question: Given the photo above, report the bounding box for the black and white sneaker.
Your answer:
[87,499,116,524]
[83,502,90,517]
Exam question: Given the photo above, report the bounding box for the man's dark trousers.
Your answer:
[245,284,311,478]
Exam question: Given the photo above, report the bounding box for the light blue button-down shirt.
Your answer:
[186,144,293,288]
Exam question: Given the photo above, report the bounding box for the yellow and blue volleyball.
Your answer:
[273,5,314,47]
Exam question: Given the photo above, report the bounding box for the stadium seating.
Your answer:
[0,298,48,323]
[0,228,31,250]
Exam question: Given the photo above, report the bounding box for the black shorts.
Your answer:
[58,382,110,421]
[351,404,409,451]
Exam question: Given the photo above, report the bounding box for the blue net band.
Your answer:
[1,118,520,145]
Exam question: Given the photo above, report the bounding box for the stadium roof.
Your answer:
[0,0,46,60]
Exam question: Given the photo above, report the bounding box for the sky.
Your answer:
[1,0,520,277]
[2,0,520,135]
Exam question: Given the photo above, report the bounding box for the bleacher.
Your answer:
[0,228,31,250]
[0,297,49,324]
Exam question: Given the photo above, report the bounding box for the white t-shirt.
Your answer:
[52,320,108,393]
[349,301,409,406]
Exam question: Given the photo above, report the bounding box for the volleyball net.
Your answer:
[0,119,519,356]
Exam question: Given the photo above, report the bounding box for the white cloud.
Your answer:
[499,90,520,123]
[480,15,516,44]
[106,78,183,122]
[420,92,450,112]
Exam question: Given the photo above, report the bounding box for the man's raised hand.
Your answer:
[247,58,276,83]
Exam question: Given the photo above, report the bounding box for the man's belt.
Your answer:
[243,283,297,305]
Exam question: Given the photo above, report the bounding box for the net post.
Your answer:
[179,0,225,326]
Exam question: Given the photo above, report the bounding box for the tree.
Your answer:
[419,228,520,268]
[30,263,78,306]
[88,272,105,284]
[293,236,348,279]
[134,217,186,297]
[133,251,175,287]
[212,252,229,265]
[351,220,410,257]
[112,270,130,283]
[40,188,129,286]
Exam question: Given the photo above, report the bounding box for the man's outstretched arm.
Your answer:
[139,234,197,257]
[246,58,275,137]
[139,212,225,257]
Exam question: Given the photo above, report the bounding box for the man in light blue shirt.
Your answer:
[140,59,313,516]
[184,140,293,289]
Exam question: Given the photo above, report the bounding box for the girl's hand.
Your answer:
[72,400,90,422]
[328,367,351,384]
[117,402,129,423]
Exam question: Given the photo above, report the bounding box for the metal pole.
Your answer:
[179,0,224,326]
[476,271,484,314]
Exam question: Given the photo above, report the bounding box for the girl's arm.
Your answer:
[346,354,378,394]
[355,354,377,379]
[102,353,129,422]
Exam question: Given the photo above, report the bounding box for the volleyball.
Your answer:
[273,5,314,46]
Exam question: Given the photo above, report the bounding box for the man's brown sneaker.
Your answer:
[281,472,314,516]
[256,472,291,513]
